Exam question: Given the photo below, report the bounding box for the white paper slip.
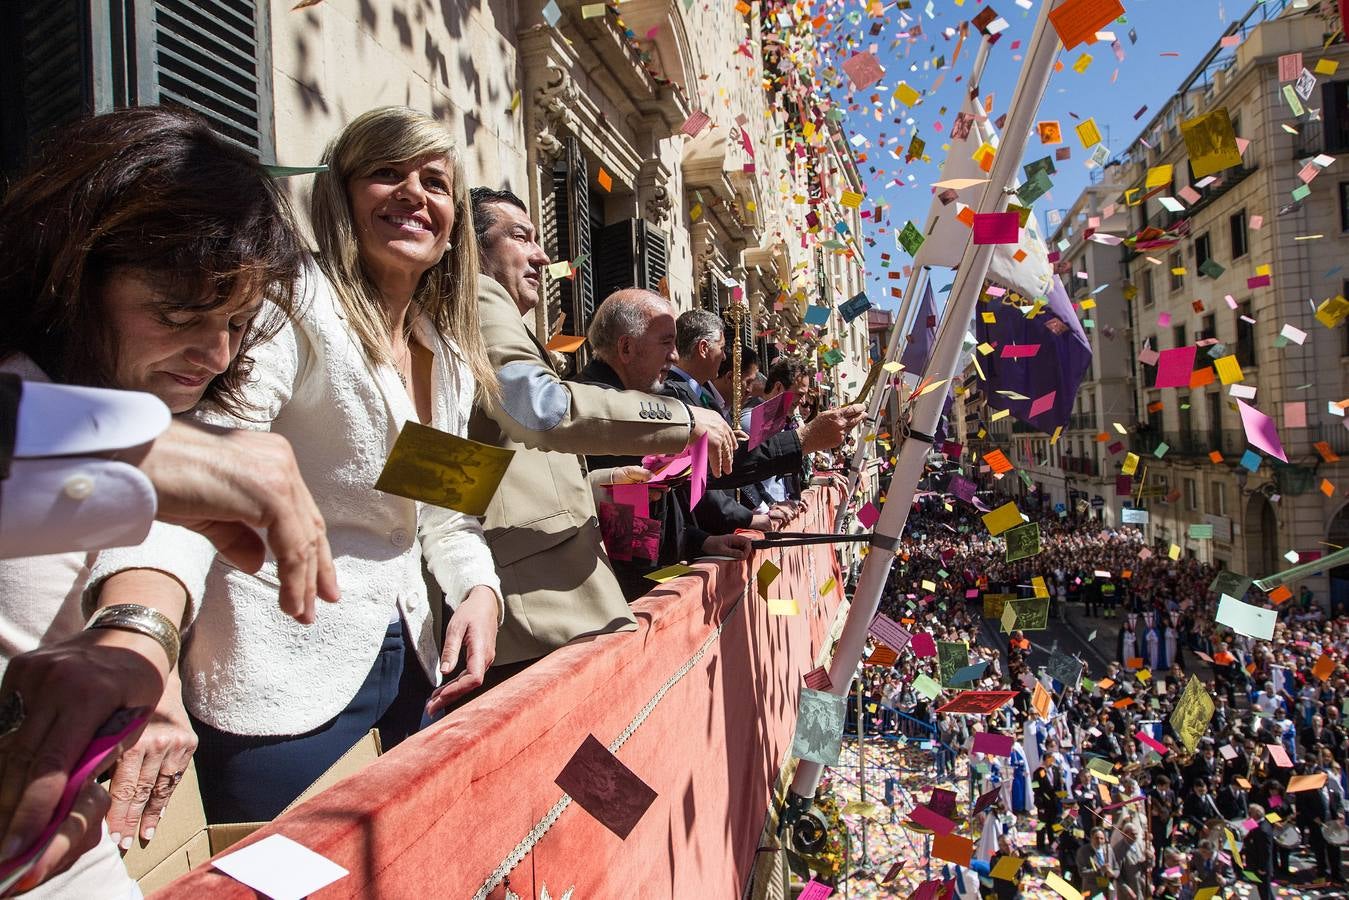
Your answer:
[1215,593,1276,642]
[212,833,349,900]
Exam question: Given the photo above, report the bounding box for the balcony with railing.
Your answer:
[1130,428,1246,460]
[1060,455,1099,477]
[155,487,848,898]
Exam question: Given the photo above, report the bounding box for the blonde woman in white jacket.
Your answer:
[87,107,504,823]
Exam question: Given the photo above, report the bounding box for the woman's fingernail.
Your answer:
[143,827,155,841]
[119,835,134,850]
[108,833,122,850]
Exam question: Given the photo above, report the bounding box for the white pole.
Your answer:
[787,0,1066,809]
[832,36,996,530]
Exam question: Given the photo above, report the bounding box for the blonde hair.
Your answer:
[310,106,496,401]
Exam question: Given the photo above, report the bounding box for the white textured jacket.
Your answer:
[87,260,502,736]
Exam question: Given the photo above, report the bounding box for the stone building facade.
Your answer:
[0,0,869,395]
[1113,4,1349,601]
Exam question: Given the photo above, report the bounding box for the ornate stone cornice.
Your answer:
[637,158,673,227]
[533,60,580,164]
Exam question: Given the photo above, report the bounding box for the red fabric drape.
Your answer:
[155,486,846,898]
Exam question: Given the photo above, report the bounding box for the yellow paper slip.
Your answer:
[756,560,781,599]
[982,501,1023,536]
[767,598,799,616]
[645,563,695,583]
[990,854,1023,881]
[1042,871,1082,900]
[374,421,514,517]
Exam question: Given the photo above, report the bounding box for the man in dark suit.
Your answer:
[663,308,865,536]
[1294,766,1344,882]
[1033,753,1066,852]
[575,290,861,598]
[1183,778,1223,827]
[1243,803,1277,900]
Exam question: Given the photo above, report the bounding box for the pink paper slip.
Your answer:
[747,390,795,449]
[1237,399,1288,462]
[1029,391,1056,418]
[1155,345,1197,388]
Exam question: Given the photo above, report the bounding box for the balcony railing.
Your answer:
[1060,455,1099,477]
[1131,429,1246,460]
[157,487,848,898]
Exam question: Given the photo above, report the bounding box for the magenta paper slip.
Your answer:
[747,390,795,449]
[1155,345,1197,388]
[910,632,937,657]
[1000,343,1041,359]
[1136,731,1168,755]
[857,501,880,528]
[908,803,956,835]
[688,433,708,508]
[610,483,650,519]
[1237,399,1288,462]
[972,211,1019,244]
[972,731,1014,757]
[0,708,147,894]
[799,879,834,900]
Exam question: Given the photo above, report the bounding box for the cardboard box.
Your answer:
[122,729,382,893]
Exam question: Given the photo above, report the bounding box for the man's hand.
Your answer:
[768,503,799,528]
[425,586,500,716]
[798,405,867,453]
[688,406,735,478]
[748,514,774,532]
[127,421,339,624]
[702,533,753,560]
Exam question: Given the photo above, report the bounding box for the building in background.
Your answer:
[1012,166,1136,526]
[0,0,869,395]
[1115,2,1348,601]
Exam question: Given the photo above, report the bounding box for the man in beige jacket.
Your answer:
[466,188,744,691]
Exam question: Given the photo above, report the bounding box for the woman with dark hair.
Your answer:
[0,106,307,896]
[88,107,504,824]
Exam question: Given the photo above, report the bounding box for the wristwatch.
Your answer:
[85,604,181,669]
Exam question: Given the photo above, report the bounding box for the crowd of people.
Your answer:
[0,106,867,896]
[846,502,1348,899]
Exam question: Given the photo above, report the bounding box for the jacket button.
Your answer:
[62,474,95,500]
[390,528,410,547]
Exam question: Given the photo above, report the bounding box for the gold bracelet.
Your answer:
[85,604,180,670]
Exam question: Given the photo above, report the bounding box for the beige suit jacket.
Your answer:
[470,276,691,665]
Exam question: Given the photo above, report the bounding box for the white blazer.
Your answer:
[88,259,502,736]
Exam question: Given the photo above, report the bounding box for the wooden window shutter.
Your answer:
[133,0,273,158]
[551,136,596,335]
[592,219,636,305]
[0,0,93,176]
[700,270,720,315]
[636,220,668,295]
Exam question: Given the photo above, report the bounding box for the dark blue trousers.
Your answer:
[191,619,430,823]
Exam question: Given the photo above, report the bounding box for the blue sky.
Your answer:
[827,0,1244,314]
